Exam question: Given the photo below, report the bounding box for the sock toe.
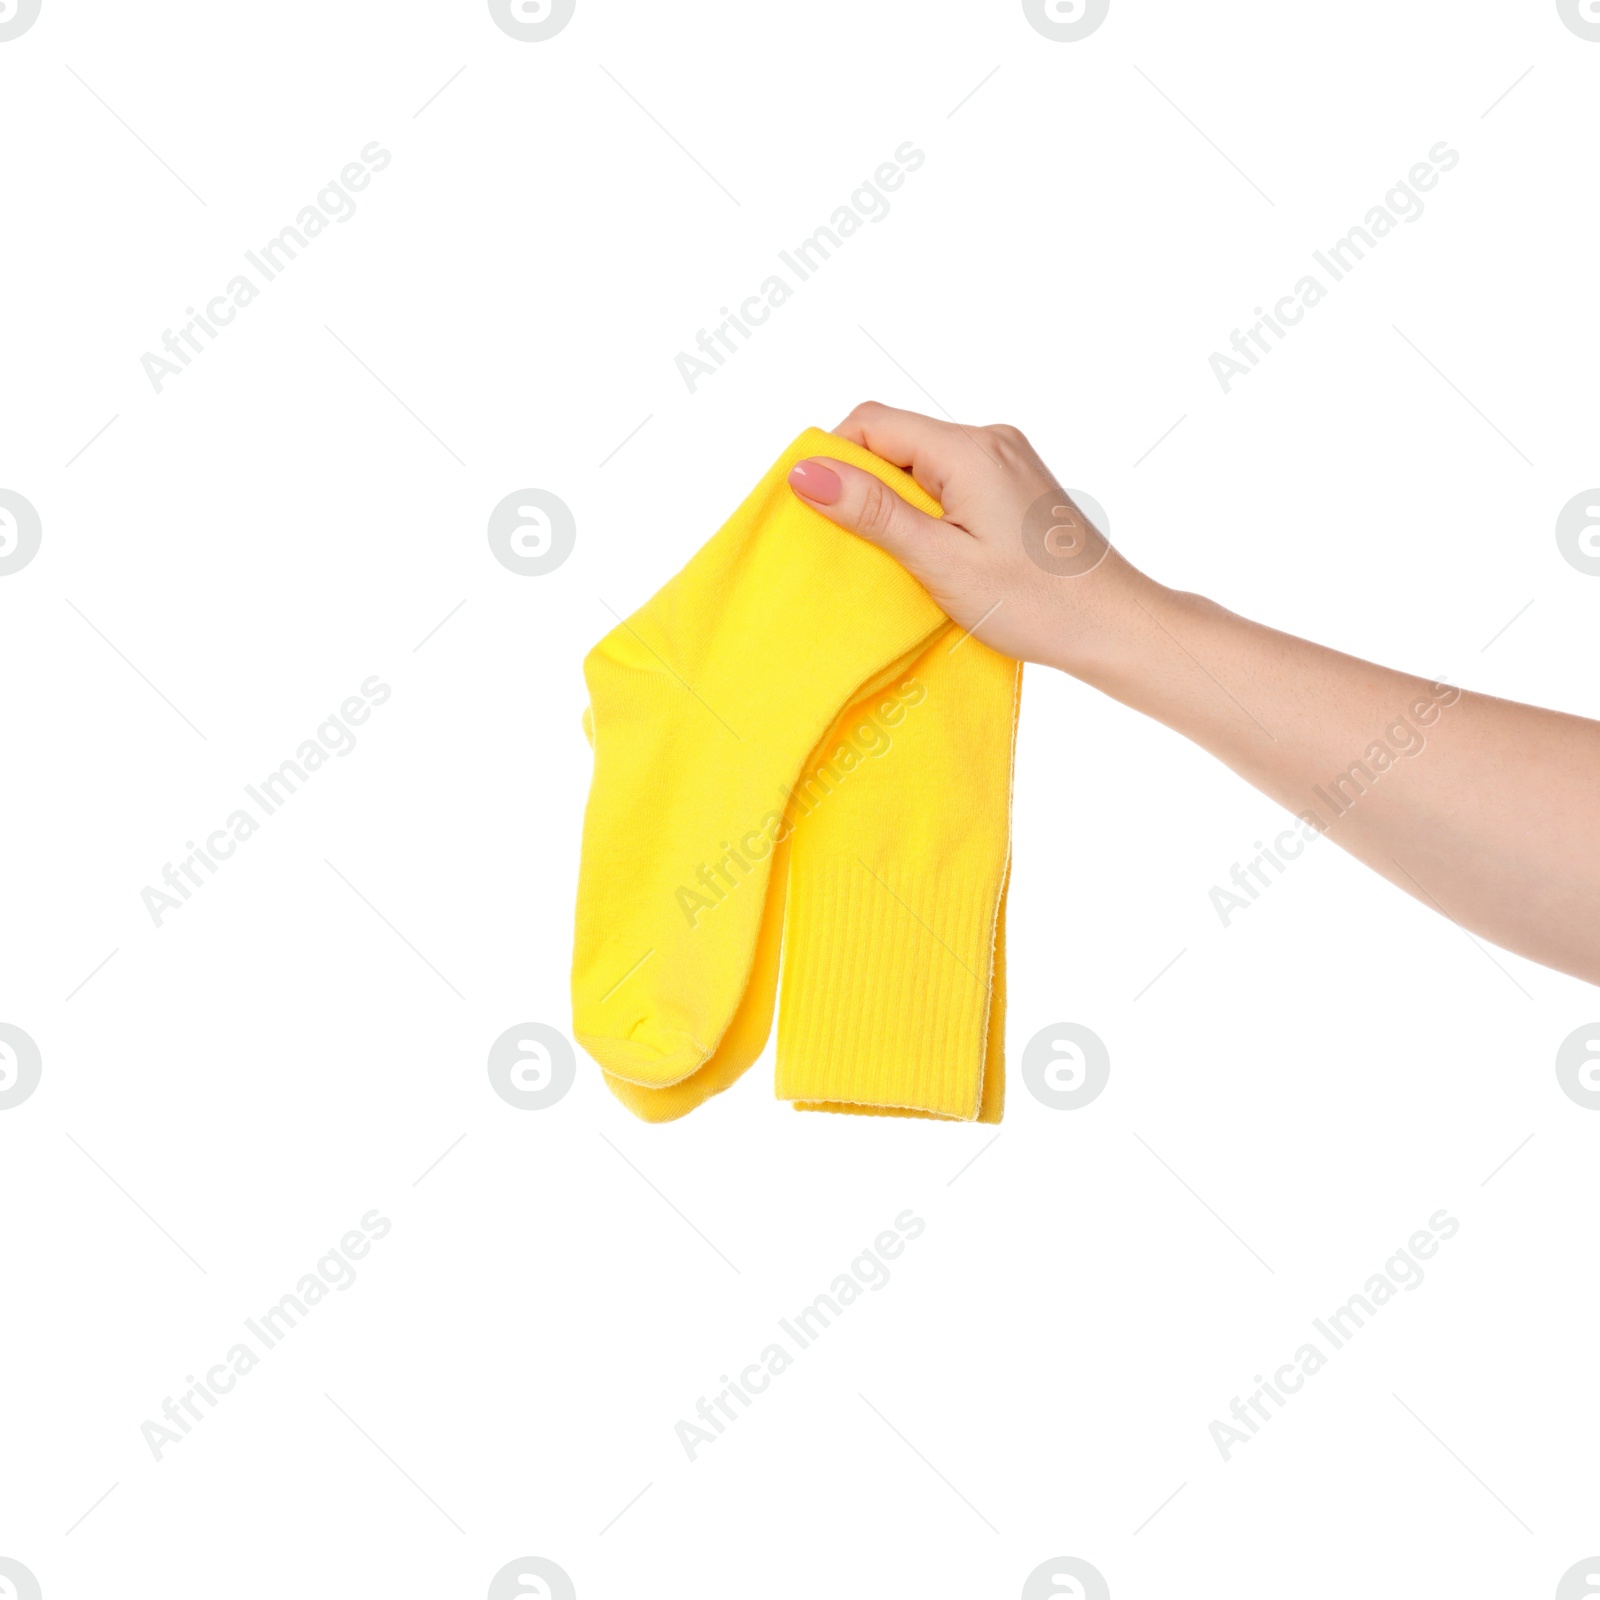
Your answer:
[576,1024,711,1089]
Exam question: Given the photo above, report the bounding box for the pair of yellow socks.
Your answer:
[571,428,1021,1122]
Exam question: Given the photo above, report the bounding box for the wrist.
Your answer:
[1033,555,1185,687]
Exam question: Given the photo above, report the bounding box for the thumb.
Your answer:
[787,456,951,576]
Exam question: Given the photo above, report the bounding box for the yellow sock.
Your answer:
[572,428,1020,1121]
[778,628,1018,1120]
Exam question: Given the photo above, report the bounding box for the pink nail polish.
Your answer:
[788,459,842,505]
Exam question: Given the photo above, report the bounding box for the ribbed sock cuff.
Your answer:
[775,855,1000,1120]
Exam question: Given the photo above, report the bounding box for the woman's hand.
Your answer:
[787,400,1161,680]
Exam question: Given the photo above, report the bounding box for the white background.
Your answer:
[2,2,1598,1596]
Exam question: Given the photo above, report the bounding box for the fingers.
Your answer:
[787,456,955,579]
[829,401,976,504]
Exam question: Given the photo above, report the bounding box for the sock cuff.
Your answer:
[775,853,1002,1120]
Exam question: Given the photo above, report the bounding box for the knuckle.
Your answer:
[985,422,1027,448]
[857,478,899,539]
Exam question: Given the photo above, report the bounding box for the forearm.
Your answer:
[1061,570,1600,983]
